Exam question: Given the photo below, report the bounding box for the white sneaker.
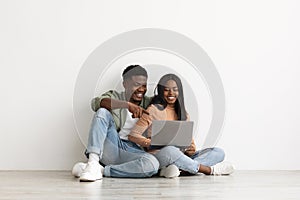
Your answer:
[72,162,87,178]
[211,162,235,175]
[79,161,104,182]
[159,164,180,178]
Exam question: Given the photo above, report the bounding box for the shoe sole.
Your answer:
[79,177,102,182]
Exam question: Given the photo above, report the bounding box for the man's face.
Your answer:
[123,75,147,104]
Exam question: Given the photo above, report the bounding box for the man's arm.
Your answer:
[91,91,125,112]
[99,98,148,118]
[100,98,128,110]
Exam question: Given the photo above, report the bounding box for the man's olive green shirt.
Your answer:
[91,90,152,132]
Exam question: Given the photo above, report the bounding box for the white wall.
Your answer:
[0,0,299,170]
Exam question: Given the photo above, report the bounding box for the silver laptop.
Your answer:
[151,120,194,148]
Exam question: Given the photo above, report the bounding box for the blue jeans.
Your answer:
[86,108,159,178]
[154,146,225,174]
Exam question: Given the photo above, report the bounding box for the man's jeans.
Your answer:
[154,146,225,174]
[86,108,159,178]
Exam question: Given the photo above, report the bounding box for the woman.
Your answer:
[128,73,234,178]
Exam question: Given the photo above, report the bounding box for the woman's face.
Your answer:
[163,80,179,105]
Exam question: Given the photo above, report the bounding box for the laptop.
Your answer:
[150,120,194,148]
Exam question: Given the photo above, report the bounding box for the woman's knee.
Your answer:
[155,146,183,167]
[140,154,159,177]
[159,146,181,155]
[212,147,225,162]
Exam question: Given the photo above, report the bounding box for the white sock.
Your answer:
[88,153,99,163]
[210,166,214,175]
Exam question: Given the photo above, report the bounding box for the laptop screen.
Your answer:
[150,120,194,148]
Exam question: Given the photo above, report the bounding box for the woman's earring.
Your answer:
[154,86,157,95]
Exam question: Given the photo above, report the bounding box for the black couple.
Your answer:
[72,65,234,181]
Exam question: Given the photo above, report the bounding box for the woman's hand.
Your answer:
[184,141,196,156]
[142,138,151,148]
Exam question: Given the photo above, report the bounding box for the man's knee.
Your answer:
[95,108,112,119]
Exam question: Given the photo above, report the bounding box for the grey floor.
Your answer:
[0,171,299,199]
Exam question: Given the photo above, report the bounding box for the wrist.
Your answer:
[143,138,150,147]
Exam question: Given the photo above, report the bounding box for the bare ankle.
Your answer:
[198,165,211,175]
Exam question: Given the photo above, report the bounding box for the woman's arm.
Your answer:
[184,139,196,156]
[128,135,151,148]
[184,113,197,156]
[128,106,155,147]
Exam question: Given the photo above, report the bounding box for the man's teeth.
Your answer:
[136,93,143,97]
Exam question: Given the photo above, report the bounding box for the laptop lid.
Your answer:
[151,120,194,147]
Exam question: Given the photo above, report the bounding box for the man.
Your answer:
[73,65,159,181]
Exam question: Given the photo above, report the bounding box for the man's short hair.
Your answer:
[122,65,148,80]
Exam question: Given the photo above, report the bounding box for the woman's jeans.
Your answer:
[86,108,159,178]
[154,146,225,174]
